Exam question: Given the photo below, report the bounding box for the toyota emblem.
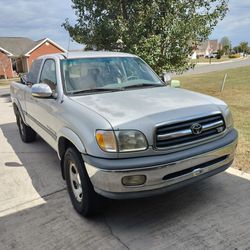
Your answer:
[191,123,203,135]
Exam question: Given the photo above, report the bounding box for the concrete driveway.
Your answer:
[1,100,250,250]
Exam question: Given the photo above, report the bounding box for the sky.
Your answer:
[210,0,250,47]
[0,0,249,50]
[0,0,83,50]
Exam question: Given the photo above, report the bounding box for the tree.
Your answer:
[234,42,249,54]
[63,0,229,73]
[220,36,231,54]
[233,46,239,54]
[239,41,249,54]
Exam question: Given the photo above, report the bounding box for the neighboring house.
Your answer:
[197,39,222,57]
[191,39,222,59]
[0,37,66,79]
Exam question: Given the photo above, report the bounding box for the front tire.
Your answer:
[16,113,36,143]
[64,147,101,217]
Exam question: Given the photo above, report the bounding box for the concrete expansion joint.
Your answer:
[0,188,67,215]
[104,215,130,250]
[41,187,67,199]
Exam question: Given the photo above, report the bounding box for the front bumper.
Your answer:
[83,129,238,199]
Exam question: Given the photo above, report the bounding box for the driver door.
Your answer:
[26,59,60,150]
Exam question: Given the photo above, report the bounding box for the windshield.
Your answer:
[60,56,163,94]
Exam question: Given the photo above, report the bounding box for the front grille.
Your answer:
[155,114,226,149]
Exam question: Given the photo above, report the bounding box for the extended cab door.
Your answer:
[26,59,61,150]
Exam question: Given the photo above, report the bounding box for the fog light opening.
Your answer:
[122,175,146,186]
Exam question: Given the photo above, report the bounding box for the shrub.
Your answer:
[229,54,241,58]
[216,49,224,59]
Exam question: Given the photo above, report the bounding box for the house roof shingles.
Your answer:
[0,37,65,57]
[22,38,45,55]
[209,39,220,51]
[0,37,35,56]
[197,39,221,53]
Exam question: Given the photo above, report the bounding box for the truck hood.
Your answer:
[71,86,227,140]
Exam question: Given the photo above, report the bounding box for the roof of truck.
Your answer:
[38,51,137,60]
[64,51,136,58]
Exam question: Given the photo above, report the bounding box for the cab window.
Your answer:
[27,59,43,84]
[40,59,57,90]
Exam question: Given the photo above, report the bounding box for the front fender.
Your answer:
[57,127,86,160]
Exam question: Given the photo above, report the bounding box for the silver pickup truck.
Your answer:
[11,51,238,216]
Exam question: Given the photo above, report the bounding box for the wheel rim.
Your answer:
[19,116,25,136]
[69,161,83,202]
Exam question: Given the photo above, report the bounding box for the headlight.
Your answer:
[96,130,148,152]
[115,130,148,152]
[225,108,233,128]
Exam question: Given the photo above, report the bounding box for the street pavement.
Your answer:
[183,56,250,75]
[1,99,250,250]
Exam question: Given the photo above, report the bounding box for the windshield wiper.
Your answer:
[69,83,163,94]
[122,83,164,89]
[69,87,121,95]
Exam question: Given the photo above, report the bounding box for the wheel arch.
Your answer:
[57,128,86,179]
[12,98,27,124]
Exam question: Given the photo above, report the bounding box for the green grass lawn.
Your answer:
[174,66,250,172]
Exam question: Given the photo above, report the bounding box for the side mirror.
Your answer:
[170,80,181,88]
[31,83,52,98]
[161,73,172,85]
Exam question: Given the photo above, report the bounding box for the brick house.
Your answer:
[197,39,222,57]
[191,39,222,59]
[0,37,66,79]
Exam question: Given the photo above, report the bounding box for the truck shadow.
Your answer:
[0,122,65,199]
[1,122,250,249]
